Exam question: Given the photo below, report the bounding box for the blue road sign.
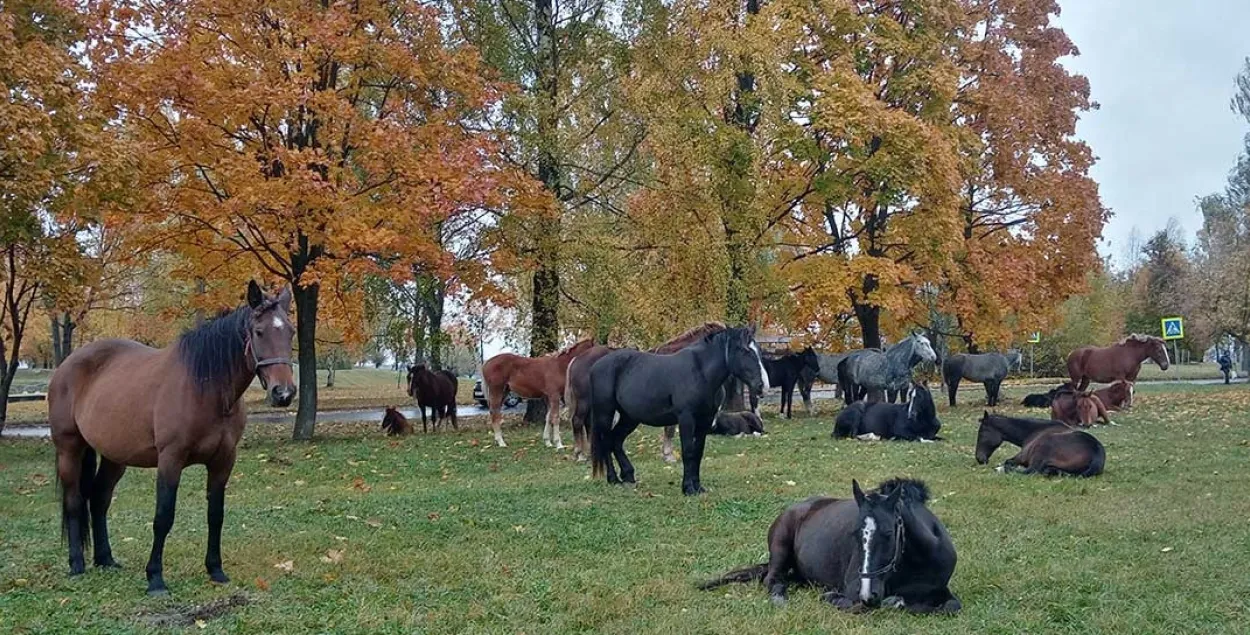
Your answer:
[1161,317,1184,340]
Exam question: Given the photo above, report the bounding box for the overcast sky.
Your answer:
[1056,0,1250,265]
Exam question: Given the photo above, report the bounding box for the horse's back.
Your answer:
[791,499,857,587]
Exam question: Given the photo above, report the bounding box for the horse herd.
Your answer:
[41,281,1176,614]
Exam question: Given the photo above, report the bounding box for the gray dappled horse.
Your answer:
[941,352,1011,407]
[839,335,937,404]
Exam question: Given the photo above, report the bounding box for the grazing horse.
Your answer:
[975,412,1104,477]
[381,406,414,436]
[1050,385,1113,427]
[564,322,727,462]
[839,335,937,404]
[832,382,941,441]
[589,327,768,495]
[48,281,296,596]
[941,352,1010,407]
[1021,385,1065,408]
[481,339,595,448]
[750,347,820,418]
[406,364,459,433]
[699,478,960,614]
[1092,380,1133,412]
[710,411,766,436]
[1067,334,1170,406]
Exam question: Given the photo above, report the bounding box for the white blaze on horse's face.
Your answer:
[749,341,771,390]
[860,516,877,602]
[272,315,285,330]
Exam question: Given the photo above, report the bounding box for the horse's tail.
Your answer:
[563,359,578,419]
[1082,438,1106,477]
[697,563,769,590]
[590,407,609,479]
[60,446,96,550]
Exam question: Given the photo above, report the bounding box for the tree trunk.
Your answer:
[60,313,74,361]
[854,296,882,349]
[526,0,561,425]
[326,365,335,388]
[426,277,447,370]
[51,315,62,366]
[292,282,320,440]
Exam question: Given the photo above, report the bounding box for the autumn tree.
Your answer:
[92,0,538,439]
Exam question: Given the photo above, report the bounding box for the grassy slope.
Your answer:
[2,383,1248,633]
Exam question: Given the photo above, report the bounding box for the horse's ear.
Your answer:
[276,286,292,312]
[852,480,867,506]
[247,280,264,309]
[886,485,903,508]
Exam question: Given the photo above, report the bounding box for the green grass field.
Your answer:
[2,382,1248,633]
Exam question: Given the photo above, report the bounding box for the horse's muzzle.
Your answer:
[270,385,297,407]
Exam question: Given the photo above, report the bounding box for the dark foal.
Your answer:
[381,406,414,436]
[710,411,766,436]
[750,347,820,418]
[975,412,1104,477]
[700,478,960,614]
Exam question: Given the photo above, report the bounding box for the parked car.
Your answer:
[473,380,522,409]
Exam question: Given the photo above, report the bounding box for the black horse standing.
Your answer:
[750,347,820,419]
[589,327,768,495]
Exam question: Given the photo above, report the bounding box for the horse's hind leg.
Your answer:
[660,425,676,463]
[90,458,127,568]
[54,437,90,575]
[204,451,236,585]
[947,377,959,407]
[545,395,564,450]
[486,385,507,447]
[145,451,187,596]
[612,416,641,484]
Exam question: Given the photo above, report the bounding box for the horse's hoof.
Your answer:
[68,563,86,577]
[770,594,788,607]
[208,569,230,584]
[883,596,906,609]
[95,558,122,570]
[662,455,676,464]
[146,583,170,597]
[554,443,565,451]
[995,466,1005,473]
[543,440,553,448]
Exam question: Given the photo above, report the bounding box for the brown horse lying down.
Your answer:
[1051,385,1113,427]
[976,412,1104,477]
[1092,380,1133,411]
[381,407,413,436]
[710,411,766,436]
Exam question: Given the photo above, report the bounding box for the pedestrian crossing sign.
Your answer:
[1161,317,1184,340]
[1027,332,1041,343]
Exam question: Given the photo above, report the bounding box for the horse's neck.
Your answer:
[1000,418,1050,445]
[885,341,913,374]
[689,339,731,384]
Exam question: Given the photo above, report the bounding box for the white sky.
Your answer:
[481,2,1250,358]
[1057,0,1250,264]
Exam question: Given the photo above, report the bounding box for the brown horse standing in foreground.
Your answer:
[481,339,595,448]
[563,322,726,462]
[48,281,296,596]
[1067,334,1169,407]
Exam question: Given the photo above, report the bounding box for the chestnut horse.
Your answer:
[381,406,414,436]
[481,339,595,448]
[48,281,296,596]
[1092,380,1133,412]
[1051,385,1114,427]
[1067,334,1169,407]
[563,322,727,462]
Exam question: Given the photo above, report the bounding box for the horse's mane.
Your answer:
[555,339,594,358]
[1118,333,1161,345]
[651,322,727,354]
[871,478,930,504]
[177,304,253,391]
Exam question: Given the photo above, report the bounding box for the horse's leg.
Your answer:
[686,414,713,495]
[204,450,236,585]
[677,413,703,495]
[661,425,676,463]
[799,376,814,415]
[90,458,127,568]
[546,394,564,450]
[486,384,507,447]
[420,403,429,434]
[55,439,89,575]
[612,416,641,484]
[145,451,186,596]
[947,375,959,407]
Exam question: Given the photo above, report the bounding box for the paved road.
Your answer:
[4,376,1243,439]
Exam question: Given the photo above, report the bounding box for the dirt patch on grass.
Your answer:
[137,593,250,628]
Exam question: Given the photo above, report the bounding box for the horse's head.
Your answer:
[723,326,769,396]
[798,347,820,373]
[406,364,427,398]
[974,411,1002,464]
[906,381,938,431]
[852,479,905,607]
[910,333,937,364]
[1123,333,1169,370]
[246,281,296,407]
[381,406,397,431]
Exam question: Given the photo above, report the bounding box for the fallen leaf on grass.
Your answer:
[350,478,372,493]
[195,619,208,629]
[365,518,383,528]
[273,560,294,573]
[294,480,306,486]
[320,549,344,564]
[345,515,359,520]
[513,525,526,533]
[1161,547,1173,553]
[254,577,270,591]
[784,480,797,486]
[428,512,441,521]
[469,438,480,447]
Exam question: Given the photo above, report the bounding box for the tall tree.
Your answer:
[92,0,537,439]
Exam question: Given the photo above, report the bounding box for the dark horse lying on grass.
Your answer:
[975,412,1104,477]
[406,364,458,433]
[942,352,1010,407]
[710,411,766,436]
[749,347,820,419]
[1021,385,1066,408]
[49,281,296,596]
[590,326,768,495]
[699,478,960,614]
[833,382,941,442]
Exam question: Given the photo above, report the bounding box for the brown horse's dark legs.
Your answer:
[56,444,89,575]
[90,458,127,568]
[204,454,235,585]
[146,462,183,596]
